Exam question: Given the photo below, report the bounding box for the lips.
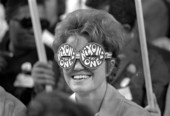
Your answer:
[72,75,91,80]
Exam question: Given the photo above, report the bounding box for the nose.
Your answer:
[73,60,84,70]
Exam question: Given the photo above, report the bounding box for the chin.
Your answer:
[70,85,92,94]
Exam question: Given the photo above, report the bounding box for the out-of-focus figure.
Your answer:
[0,0,57,105]
[26,90,94,116]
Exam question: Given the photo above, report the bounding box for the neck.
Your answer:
[75,82,108,114]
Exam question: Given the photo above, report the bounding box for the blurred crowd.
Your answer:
[0,0,170,116]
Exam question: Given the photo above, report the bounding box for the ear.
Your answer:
[106,59,115,77]
[123,24,132,33]
[122,24,135,42]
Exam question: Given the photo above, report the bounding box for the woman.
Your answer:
[32,9,151,116]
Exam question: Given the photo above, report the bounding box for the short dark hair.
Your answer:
[5,0,45,21]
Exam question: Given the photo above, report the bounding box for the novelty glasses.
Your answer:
[56,43,112,69]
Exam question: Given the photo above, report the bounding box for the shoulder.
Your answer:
[115,94,151,116]
[120,99,151,116]
[0,86,26,116]
[106,85,151,116]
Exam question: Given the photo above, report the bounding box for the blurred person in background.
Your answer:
[26,90,94,116]
[0,0,60,105]
[44,0,66,34]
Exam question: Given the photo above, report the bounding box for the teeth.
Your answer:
[73,75,90,80]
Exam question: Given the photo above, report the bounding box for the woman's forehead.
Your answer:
[66,35,89,51]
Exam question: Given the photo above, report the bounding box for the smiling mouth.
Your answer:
[72,75,92,80]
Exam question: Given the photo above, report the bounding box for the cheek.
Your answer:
[62,70,72,87]
[94,63,106,80]
[63,70,70,81]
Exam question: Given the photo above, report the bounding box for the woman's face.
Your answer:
[62,35,107,94]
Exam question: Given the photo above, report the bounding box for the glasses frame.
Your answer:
[56,42,113,70]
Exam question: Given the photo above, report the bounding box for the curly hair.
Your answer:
[53,9,125,58]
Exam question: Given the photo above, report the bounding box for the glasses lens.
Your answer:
[57,44,76,69]
[80,43,105,69]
